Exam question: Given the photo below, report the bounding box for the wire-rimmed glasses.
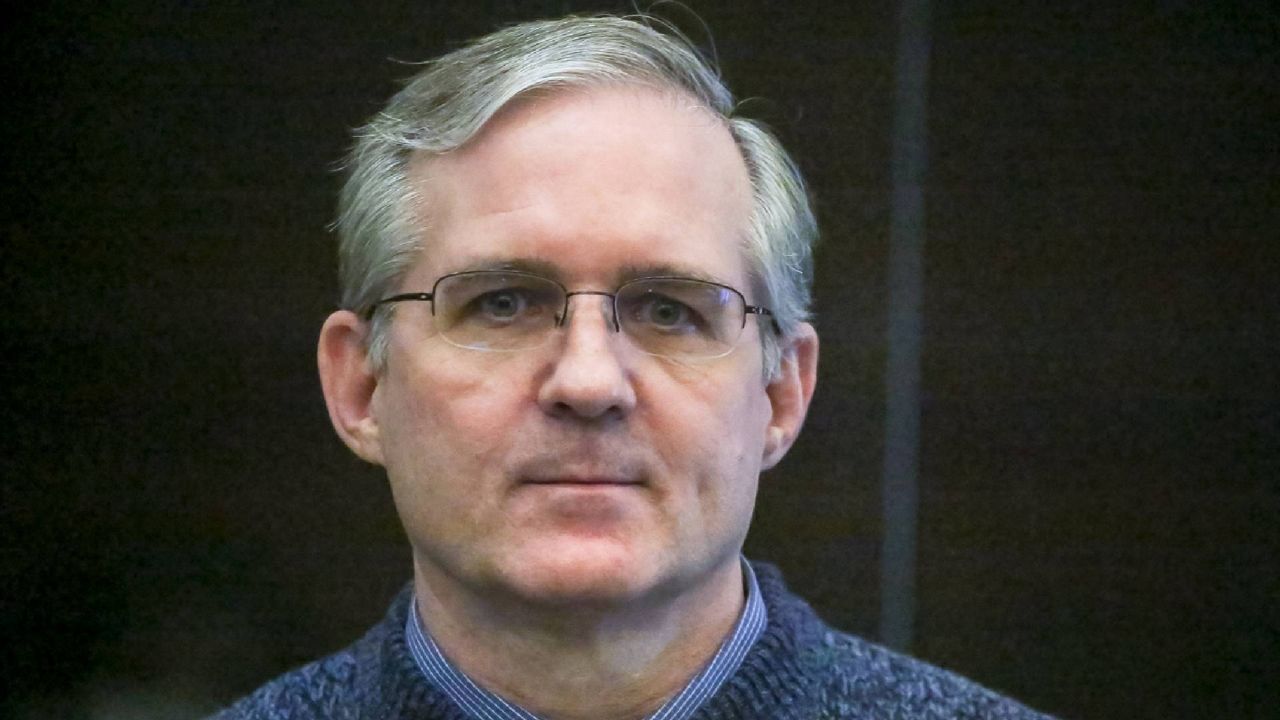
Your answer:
[367,270,776,360]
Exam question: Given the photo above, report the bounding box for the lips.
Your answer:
[514,446,648,486]
[522,476,642,486]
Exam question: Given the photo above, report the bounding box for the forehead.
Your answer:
[405,86,755,289]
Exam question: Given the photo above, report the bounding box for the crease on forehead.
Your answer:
[445,81,732,154]
[408,83,744,196]
[403,83,755,287]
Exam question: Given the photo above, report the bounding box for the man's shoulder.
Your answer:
[748,561,1054,719]
[209,649,363,720]
[207,587,423,720]
[795,628,1052,719]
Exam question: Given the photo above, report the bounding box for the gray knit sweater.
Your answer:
[212,563,1054,719]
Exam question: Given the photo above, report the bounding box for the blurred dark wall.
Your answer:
[2,1,1275,718]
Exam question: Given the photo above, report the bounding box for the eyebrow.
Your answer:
[446,257,736,288]
[450,257,563,278]
[615,262,730,286]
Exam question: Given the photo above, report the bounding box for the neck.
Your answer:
[412,559,746,720]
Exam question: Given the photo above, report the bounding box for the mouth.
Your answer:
[522,477,643,487]
[515,450,649,490]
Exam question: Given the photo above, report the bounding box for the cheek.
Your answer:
[377,357,528,486]
[659,357,770,440]
[648,363,771,501]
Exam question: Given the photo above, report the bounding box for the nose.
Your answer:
[536,293,637,421]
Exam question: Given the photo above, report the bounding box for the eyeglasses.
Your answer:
[367,270,777,360]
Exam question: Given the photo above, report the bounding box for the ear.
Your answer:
[317,310,385,465]
[761,322,819,470]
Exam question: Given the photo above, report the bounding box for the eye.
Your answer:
[476,289,525,319]
[634,295,698,332]
[452,287,541,326]
[437,272,560,340]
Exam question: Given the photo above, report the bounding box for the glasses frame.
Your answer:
[365,270,780,355]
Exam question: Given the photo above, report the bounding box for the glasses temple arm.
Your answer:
[364,292,434,320]
[745,306,782,336]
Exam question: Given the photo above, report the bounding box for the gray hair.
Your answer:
[335,14,816,377]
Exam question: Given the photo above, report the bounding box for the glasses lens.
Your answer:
[434,272,563,351]
[616,278,745,359]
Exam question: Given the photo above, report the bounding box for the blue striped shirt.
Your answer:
[404,559,767,720]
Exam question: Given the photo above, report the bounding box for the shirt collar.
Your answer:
[404,558,767,720]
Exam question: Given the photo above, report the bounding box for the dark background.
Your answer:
[3,1,1276,718]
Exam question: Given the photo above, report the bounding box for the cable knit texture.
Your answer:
[211,562,1054,719]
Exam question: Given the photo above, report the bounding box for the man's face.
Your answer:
[362,87,790,607]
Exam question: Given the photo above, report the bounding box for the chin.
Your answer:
[496,538,671,607]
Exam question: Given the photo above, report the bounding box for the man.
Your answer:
[215,14,1051,720]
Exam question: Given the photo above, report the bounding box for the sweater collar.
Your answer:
[372,560,823,719]
[402,558,767,720]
